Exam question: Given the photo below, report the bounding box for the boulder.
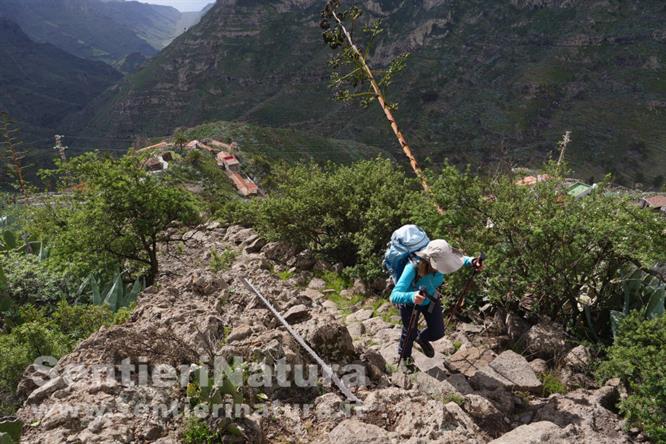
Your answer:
[433,337,456,355]
[347,322,364,338]
[362,317,388,337]
[243,235,266,254]
[489,350,542,393]
[446,346,496,377]
[394,400,484,442]
[26,376,66,404]
[505,312,530,341]
[414,351,449,381]
[489,421,567,444]
[471,365,514,391]
[224,225,255,245]
[17,364,53,399]
[529,358,548,375]
[283,304,310,324]
[360,349,387,381]
[563,345,592,372]
[328,420,394,444]
[413,372,462,400]
[293,250,316,271]
[307,278,327,291]
[519,321,568,359]
[346,309,374,324]
[302,317,356,361]
[446,374,474,395]
[227,325,252,343]
[261,241,297,262]
[463,394,508,437]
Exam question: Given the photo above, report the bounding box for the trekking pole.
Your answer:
[448,252,486,320]
[399,303,420,366]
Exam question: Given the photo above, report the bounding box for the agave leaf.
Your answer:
[121,277,143,308]
[622,268,644,313]
[90,276,102,305]
[1,231,17,250]
[103,274,123,312]
[37,242,50,261]
[644,287,665,319]
[610,310,626,338]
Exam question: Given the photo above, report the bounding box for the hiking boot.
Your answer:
[415,336,435,358]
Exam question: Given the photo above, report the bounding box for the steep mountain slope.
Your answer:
[0,0,207,66]
[0,18,121,149]
[73,0,666,182]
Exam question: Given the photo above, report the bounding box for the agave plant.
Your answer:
[75,272,144,312]
[610,264,666,337]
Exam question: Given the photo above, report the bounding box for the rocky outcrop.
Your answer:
[15,225,635,443]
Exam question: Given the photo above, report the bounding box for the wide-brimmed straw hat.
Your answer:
[415,239,465,274]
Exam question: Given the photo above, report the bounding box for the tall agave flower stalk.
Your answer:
[321,1,443,213]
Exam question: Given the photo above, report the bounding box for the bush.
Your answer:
[597,313,666,442]
[415,163,666,339]
[0,252,68,308]
[232,159,419,280]
[181,417,218,444]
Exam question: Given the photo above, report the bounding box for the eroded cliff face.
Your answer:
[71,0,666,180]
[16,224,636,443]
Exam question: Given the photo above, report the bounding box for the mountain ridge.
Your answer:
[69,0,666,184]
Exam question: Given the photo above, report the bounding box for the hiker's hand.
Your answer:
[472,258,484,272]
[413,291,426,305]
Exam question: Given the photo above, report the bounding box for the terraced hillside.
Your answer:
[71,0,666,184]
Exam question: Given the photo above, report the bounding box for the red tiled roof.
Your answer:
[515,174,552,186]
[643,195,666,208]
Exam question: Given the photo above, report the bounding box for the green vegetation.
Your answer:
[275,270,294,281]
[225,159,665,341]
[209,249,237,273]
[181,417,219,444]
[33,153,201,285]
[541,372,567,397]
[597,313,666,442]
[442,393,465,406]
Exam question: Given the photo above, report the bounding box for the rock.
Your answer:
[446,346,496,377]
[26,376,66,404]
[347,322,364,338]
[307,277,327,291]
[520,321,568,359]
[433,337,456,355]
[261,241,297,262]
[328,419,394,444]
[300,288,325,303]
[489,421,566,444]
[446,374,474,395]
[362,317,387,337]
[303,317,356,361]
[346,309,373,324]
[458,323,484,334]
[314,393,345,422]
[322,300,339,313]
[283,304,310,324]
[243,236,266,254]
[204,220,221,230]
[489,350,542,393]
[529,358,548,375]
[413,372,461,399]
[394,399,484,442]
[351,279,367,295]
[505,312,530,341]
[17,364,52,399]
[189,271,227,295]
[471,365,514,391]
[463,394,508,437]
[227,325,252,342]
[414,351,449,381]
[379,344,400,366]
[294,249,316,270]
[532,389,632,443]
[360,349,387,381]
[477,389,516,414]
[224,225,255,245]
[373,327,401,345]
[563,345,592,372]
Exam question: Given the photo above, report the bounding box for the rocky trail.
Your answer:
[15,224,640,443]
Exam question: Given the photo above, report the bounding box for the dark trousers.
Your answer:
[398,299,445,359]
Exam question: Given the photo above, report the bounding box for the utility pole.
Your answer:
[53,134,68,161]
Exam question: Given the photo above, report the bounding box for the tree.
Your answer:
[174,129,188,150]
[37,153,201,285]
[320,1,441,212]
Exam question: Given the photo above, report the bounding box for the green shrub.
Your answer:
[235,159,419,280]
[541,372,567,396]
[209,249,237,273]
[181,417,218,444]
[597,312,666,442]
[0,252,68,307]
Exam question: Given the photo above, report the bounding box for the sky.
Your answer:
[142,0,211,12]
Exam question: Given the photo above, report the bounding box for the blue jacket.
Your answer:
[390,256,473,306]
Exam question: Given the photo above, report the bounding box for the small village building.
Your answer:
[216,151,240,172]
[567,182,596,199]
[515,174,551,186]
[639,195,666,213]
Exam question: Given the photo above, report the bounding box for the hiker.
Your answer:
[390,239,483,366]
